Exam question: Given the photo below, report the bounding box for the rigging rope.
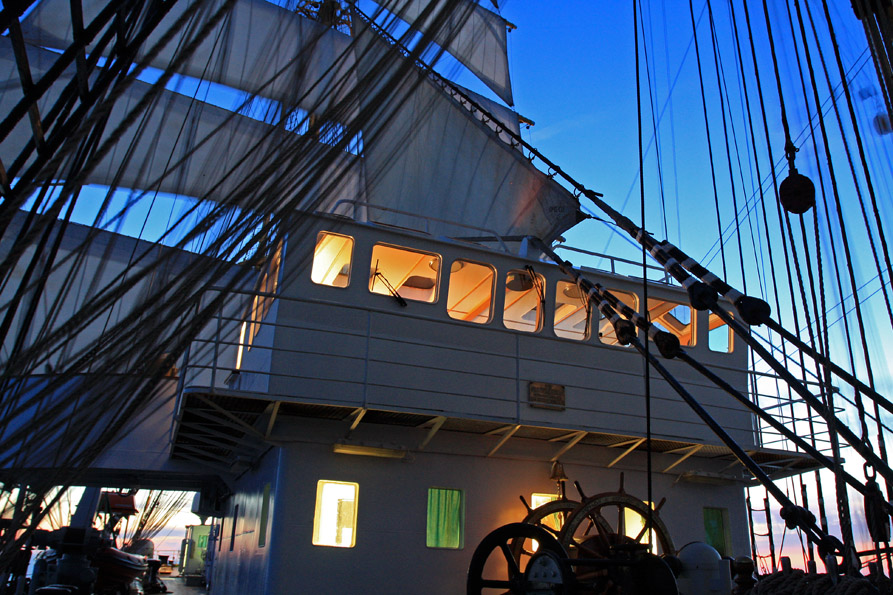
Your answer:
[688,0,727,279]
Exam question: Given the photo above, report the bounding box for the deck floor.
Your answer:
[161,576,208,595]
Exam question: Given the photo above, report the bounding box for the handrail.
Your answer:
[553,244,672,283]
[329,199,511,253]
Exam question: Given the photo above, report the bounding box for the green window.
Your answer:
[426,488,464,549]
[703,507,731,556]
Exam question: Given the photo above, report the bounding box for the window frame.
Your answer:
[311,231,354,288]
[368,242,442,304]
[312,480,359,548]
[446,259,496,325]
[553,280,592,341]
[502,268,546,333]
[426,487,465,549]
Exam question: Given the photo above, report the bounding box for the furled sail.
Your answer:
[19,0,358,119]
[378,0,513,105]
[352,15,580,244]
[0,38,361,210]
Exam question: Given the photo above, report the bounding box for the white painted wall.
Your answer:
[209,416,751,595]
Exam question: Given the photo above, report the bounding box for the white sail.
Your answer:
[456,84,519,137]
[353,17,579,244]
[380,0,513,105]
[0,38,360,210]
[19,0,358,118]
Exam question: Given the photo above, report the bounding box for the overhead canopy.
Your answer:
[19,0,358,118]
[0,38,361,210]
[378,0,514,105]
[352,16,580,244]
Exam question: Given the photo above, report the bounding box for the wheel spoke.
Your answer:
[500,542,521,576]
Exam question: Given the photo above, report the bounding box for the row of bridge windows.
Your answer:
[311,231,732,352]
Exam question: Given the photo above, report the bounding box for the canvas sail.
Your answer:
[19,0,358,119]
[352,14,580,245]
[0,38,361,211]
[379,0,513,105]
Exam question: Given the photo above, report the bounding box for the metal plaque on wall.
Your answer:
[528,382,565,410]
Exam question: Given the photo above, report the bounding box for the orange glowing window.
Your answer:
[369,244,440,303]
[597,289,638,347]
[447,260,495,324]
[554,281,591,340]
[503,269,545,333]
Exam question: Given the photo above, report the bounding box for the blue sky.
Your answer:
[473,0,893,565]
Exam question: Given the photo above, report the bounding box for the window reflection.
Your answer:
[503,268,545,332]
[447,260,495,324]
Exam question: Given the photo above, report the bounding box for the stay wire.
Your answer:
[820,1,893,343]
[812,0,893,506]
[783,0,844,545]
[803,0,882,438]
[706,0,747,291]
[743,0,810,528]
[687,0,727,279]
[634,0,654,545]
[788,0,880,461]
[640,2,669,240]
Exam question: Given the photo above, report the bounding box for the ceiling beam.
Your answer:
[663,444,703,473]
[607,437,645,468]
[487,425,521,457]
[418,416,446,451]
[551,431,587,462]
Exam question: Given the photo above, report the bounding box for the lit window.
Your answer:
[647,298,694,347]
[312,232,353,287]
[554,281,590,340]
[369,244,440,303]
[623,503,656,553]
[236,241,283,368]
[312,480,358,548]
[258,483,271,548]
[446,260,495,324]
[503,268,545,332]
[530,493,559,508]
[530,493,562,532]
[426,488,464,549]
[597,289,638,346]
[708,312,733,353]
[703,507,731,556]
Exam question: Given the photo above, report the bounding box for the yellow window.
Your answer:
[597,289,638,346]
[530,493,562,532]
[446,260,495,324]
[554,281,590,340]
[312,480,358,548]
[369,244,440,303]
[503,269,545,332]
[312,232,353,287]
[530,493,559,508]
[647,298,695,346]
[623,503,656,553]
[708,312,733,353]
[237,241,283,368]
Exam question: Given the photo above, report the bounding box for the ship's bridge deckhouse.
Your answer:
[172,211,810,481]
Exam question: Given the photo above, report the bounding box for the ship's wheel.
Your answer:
[557,492,675,559]
[467,523,574,594]
[510,498,580,558]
